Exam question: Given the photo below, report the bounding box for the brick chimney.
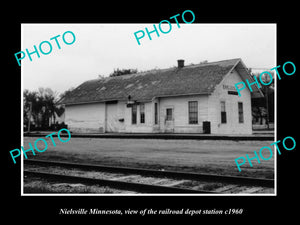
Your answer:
[177,59,184,68]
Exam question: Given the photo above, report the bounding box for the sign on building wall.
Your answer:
[223,85,239,95]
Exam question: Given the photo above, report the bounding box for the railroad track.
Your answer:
[24,159,274,194]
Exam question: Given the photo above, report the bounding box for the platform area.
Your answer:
[24,131,274,141]
[23,136,275,179]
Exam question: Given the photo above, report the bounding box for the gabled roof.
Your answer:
[60,58,263,105]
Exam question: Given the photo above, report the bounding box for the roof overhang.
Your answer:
[233,59,264,98]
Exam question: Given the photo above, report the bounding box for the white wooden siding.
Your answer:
[159,95,209,133]
[65,102,105,133]
[64,70,252,134]
[208,69,252,134]
[124,101,154,133]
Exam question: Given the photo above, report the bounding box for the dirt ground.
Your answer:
[23,137,275,179]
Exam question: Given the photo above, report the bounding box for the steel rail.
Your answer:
[24,159,274,188]
[24,170,216,194]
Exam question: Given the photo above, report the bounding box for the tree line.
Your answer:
[23,87,66,131]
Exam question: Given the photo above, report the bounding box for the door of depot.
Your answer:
[106,101,119,132]
[164,107,174,133]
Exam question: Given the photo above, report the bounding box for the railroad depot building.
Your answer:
[60,58,263,134]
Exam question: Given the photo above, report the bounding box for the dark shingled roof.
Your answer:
[60,58,242,105]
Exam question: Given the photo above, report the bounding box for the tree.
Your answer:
[251,72,275,128]
[98,74,105,79]
[59,87,74,101]
[199,60,208,64]
[24,87,60,130]
[252,71,274,88]
[23,89,40,128]
[109,68,138,77]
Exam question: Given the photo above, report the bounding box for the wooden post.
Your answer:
[262,73,270,130]
[265,86,269,129]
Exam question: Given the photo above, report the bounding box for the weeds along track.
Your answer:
[24,159,274,194]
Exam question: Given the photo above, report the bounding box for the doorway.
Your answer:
[105,101,119,132]
[164,107,174,133]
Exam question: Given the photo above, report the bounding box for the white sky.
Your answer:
[22,23,276,95]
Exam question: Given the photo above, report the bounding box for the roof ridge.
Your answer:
[61,58,242,105]
[91,58,241,82]
[186,58,241,67]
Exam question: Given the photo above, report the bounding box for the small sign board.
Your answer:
[223,84,236,91]
[228,91,238,95]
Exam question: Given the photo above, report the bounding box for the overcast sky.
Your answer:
[22,23,276,95]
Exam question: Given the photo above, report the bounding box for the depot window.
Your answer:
[188,101,198,124]
[238,102,244,123]
[132,104,137,124]
[154,103,158,124]
[221,101,227,124]
[166,108,173,121]
[140,103,145,124]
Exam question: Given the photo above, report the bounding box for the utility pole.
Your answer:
[262,73,270,130]
[28,102,32,133]
[265,85,269,129]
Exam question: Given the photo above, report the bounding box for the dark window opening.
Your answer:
[166,108,173,121]
[238,102,244,123]
[140,103,145,124]
[154,103,158,124]
[132,104,137,124]
[221,101,227,124]
[188,101,198,124]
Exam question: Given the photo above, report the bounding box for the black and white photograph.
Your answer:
[4,4,298,221]
[21,23,276,195]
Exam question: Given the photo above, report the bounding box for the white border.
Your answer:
[21,23,24,195]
